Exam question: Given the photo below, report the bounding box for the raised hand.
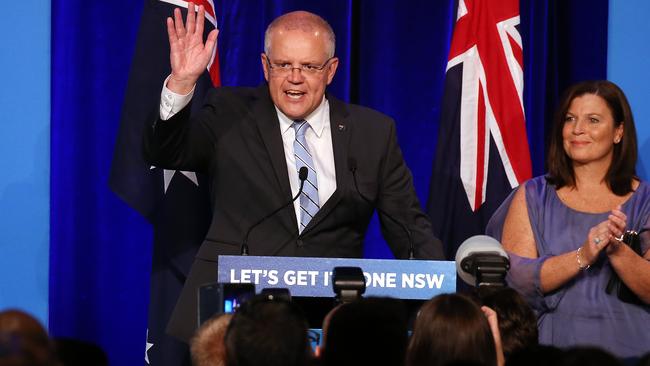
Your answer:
[166,2,218,94]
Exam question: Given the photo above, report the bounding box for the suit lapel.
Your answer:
[251,86,298,232]
[302,94,351,234]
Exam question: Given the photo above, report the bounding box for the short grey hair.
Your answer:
[264,11,336,59]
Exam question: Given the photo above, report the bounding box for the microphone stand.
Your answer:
[241,167,308,255]
[348,158,415,259]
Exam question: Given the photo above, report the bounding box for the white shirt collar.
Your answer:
[276,96,328,137]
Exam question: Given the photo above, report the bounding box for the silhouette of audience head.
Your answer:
[53,338,108,366]
[406,293,496,366]
[191,313,233,366]
[224,295,311,366]
[505,344,564,366]
[481,287,538,358]
[636,351,650,366]
[321,297,408,366]
[0,309,57,366]
[558,346,623,366]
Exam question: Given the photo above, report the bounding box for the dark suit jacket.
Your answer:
[144,85,443,342]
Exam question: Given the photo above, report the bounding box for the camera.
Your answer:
[455,235,510,296]
[198,282,256,325]
[332,266,366,304]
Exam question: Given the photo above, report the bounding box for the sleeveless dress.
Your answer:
[486,176,650,358]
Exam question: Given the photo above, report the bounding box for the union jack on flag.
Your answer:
[447,0,531,211]
[428,0,532,259]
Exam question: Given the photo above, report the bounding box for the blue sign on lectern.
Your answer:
[217,255,456,300]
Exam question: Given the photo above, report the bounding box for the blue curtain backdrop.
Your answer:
[50,0,607,364]
[50,0,151,360]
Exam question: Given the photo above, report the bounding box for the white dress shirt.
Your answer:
[159,79,337,231]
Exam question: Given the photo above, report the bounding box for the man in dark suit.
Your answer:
[144,3,444,342]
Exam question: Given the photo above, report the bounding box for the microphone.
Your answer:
[348,158,415,259]
[240,167,308,255]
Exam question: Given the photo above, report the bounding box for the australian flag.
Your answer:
[109,0,219,364]
[428,0,532,260]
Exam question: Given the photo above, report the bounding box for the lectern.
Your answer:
[216,255,456,328]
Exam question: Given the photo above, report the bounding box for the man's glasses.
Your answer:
[264,54,334,76]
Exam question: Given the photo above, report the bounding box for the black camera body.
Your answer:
[197,282,256,325]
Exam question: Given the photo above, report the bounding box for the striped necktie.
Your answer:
[293,120,320,232]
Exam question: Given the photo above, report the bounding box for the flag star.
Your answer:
[145,329,153,364]
[150,166,199,193]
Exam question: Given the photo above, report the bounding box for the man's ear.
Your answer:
[325,57,339,85]
[261,53,270,82]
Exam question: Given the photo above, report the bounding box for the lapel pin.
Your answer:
[337,124,346,131]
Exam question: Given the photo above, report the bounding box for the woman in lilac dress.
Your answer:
[487,80,650,358]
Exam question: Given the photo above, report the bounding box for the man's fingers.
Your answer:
[174,8,186,37]
[196,5,206,37]
[166,17,178,45]
[204,29,219,54]
[186,2,196,35]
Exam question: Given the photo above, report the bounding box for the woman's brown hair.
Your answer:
[546,80,637,195]
[406,293,496,366]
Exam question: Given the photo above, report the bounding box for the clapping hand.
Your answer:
[166,2,218,94]
[581,205,627,265]
[604,206,628,255]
